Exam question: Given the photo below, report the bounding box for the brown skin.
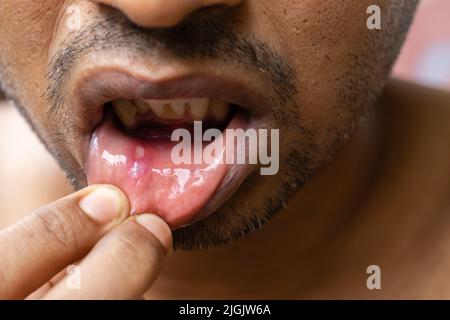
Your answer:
[0,183,173,299]
[146,81,450,299]
[0,0,418,249]
[3,0,450,299]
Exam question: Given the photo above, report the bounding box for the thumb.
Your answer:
[0,184,129,299]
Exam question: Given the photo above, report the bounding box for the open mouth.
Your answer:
[67,64,272,229]
[84,81,253,228]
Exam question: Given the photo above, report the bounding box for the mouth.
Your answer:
[72,66,271,229]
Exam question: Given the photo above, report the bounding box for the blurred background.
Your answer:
[393,0,450,90]
[0,0,449,227]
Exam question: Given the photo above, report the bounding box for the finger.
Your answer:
[26,264,75,300]
[43,214,172,300]
[0,184,129,299]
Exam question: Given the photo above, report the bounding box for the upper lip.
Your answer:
[74,66,270,129]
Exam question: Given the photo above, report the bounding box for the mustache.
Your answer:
[45,9,297,116]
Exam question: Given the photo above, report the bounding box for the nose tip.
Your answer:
[92,0,242,28]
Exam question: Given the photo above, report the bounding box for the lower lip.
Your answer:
[86,112,247,228]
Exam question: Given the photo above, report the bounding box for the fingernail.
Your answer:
[79,186,128,224]
[136,214,173,255]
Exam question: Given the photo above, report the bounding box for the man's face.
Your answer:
[0,0,416,249]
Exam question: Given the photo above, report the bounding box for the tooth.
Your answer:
[112,99,137,127]
[163,104,181,119]
[171,100,187,119]
[146,100,166,119]
[146,100,181,120]
[135,100,151,115]
[211,99,229,120]
[188,98,210,120]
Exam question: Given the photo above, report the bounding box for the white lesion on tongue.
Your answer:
[135,146,145,159]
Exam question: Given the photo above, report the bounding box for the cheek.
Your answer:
[263,0,385,149]
[0,1,62,112]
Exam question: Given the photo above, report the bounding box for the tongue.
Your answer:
[86,116,229,228]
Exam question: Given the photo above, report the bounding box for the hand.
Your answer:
[0,185,172,299]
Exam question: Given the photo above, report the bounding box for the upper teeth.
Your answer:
[185,98,209,120]
[112,99,136,127]
[112,98,230,127]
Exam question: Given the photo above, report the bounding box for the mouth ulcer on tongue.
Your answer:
[86,116,230,228]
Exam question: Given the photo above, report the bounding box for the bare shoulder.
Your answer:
[379,79,450,140]
[381,79,450,116]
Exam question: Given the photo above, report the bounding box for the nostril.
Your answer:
[92,0,242,28]
[121,1,194,28]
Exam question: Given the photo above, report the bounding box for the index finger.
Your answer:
[42,214,173,300]
[0,185,129,299]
